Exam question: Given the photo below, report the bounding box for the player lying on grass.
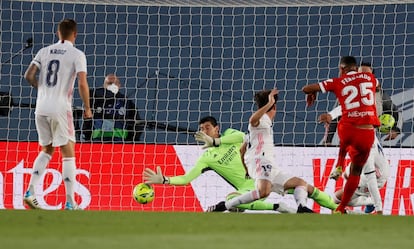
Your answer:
[144,116,295,213]
[144,115,338,213]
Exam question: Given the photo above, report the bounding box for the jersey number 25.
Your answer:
[342,82,374,110]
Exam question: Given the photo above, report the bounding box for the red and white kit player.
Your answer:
[302,56,381,214]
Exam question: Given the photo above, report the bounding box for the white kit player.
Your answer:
[224,89,320,213]
[23,19,92,210]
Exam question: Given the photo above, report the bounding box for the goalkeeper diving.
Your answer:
[143,116,338,213]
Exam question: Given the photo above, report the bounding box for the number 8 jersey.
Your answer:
[319,71,381,127]
[30,40,87,116]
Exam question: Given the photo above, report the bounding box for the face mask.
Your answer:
[107,84,119,94]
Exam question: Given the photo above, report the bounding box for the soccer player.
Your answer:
[143,116,295,213]
[302,56,381,214]
[223,89,325,213]
[318,64,390,214]
[333,136,389,214]
[23,19,92,210]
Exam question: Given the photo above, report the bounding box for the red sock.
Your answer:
[336,174,360,213]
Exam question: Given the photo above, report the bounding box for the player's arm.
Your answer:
[302,83,321,107]
[319,105,342,124]
[239,141,249,178]
[250,88,278,127]
[143,157,208,185]
[77,71,92,119]
[24,64,39,88]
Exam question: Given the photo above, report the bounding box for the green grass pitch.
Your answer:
[1,210,414,249]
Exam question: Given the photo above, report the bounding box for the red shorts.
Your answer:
[337,122,375,166]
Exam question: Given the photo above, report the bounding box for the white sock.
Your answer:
[348,196,373,206]
[293,186,308,207]
[225,189,260,210]
[28,151,52,194]
[62,157,77,206]
[366,172,383,212]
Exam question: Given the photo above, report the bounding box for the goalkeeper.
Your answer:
[143,116,338,213]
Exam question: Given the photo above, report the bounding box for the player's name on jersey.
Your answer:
[341,73,372,84]
[50,49,67,54]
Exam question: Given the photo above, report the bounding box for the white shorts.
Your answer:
[249,157,292,195]
[35,111,75,147]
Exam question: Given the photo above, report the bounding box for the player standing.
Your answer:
[318,63,390,214]
[23,19,92,210]
[302,56,380,214]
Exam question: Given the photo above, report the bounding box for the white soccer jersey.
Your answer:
[244,114,280,179]
[31,40,87,116]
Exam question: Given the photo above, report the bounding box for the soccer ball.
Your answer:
[133,183,155,204]
[379,114,395,134]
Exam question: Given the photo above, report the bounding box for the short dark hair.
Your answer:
[360,61,375,74]
[254,90,278,110]
[199,116,218,126]
[58,19,77,40]
[340,56,357,69]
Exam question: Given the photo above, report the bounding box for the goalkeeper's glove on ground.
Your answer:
[143,166,169,184]
[194,131,221,149]
[329,166,343,180]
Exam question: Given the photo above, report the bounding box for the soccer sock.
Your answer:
[347,196,373,206]
[293,186,308,207]
[310,188,339,210]
[225,189,260,210]
[236,200,274,211]
[62,157,77,206]
[365,172,383,212]
[28,151,52,194]
[336,174,360,212]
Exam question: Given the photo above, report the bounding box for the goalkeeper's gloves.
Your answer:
[329,166,343,181]
[194,131,221,149]
[143,166,169,184]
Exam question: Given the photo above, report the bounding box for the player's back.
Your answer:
[34,41,86,116]
[322,71,380,126]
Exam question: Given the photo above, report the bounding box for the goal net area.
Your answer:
[0,0,413,214]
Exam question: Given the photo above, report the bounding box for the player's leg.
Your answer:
[335,127,374,214]
[308,186,338,210]
[55,112,79,210]
[283,176,314,213]
[24,115,54,209]
[226,191,295,213]
[224,179,271,210]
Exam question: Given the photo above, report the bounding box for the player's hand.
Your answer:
[83,108,92,119]
[268,88,279,106]
[329,166,343,180]
[143,166,169,184]
[306,92,317,107]
[318,113,332,124]
[194,131,220,149]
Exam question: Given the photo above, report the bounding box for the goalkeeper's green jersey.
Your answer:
[169,128,255,190]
